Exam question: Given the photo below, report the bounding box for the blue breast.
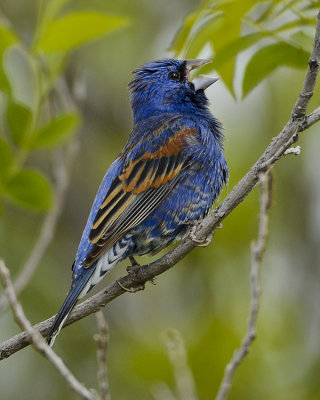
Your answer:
[130,118,227,255]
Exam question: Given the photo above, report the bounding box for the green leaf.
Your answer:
[243,42,310,98]
[255,1,278,23]
[304,2,320,10]
[3,45,39,110]
[36,0,71,36]
[7,101,33,146]
[213,33,265,69]
[190,32,265,95]
[0,23,18,92]
[274,17,316,34]
[0,137,13,179]
[291,30,314,53]
[36,11,130,53]
[31,113,79,149]
[5,169,52,211]
[210,0,257,95]
[184,14,223,59]
[0,24,17,55]
[170,0,212,54]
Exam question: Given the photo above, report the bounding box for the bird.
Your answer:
[47,58,228,346]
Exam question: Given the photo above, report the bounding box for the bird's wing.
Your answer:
[84,123,197,268]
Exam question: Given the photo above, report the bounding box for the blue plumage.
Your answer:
[47,58,228,345]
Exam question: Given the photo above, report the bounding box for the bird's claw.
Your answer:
[191,232,214,247]
[126,264,156,286]
[189,223,214,247]
[126,265,142,281]
[116,256,145,291]
[116,279,145,293]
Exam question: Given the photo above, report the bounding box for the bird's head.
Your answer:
[129,58,218,123]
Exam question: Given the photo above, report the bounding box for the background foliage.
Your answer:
[0,1,320,399]
[172,0,318,97]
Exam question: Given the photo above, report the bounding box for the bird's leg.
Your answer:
[189,221,217,247]
[126,256,142,279]
[127,256,156,285]
[129,255,140,267]
[116,256,146,292]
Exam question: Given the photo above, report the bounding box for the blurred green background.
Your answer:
[0,1,320,399]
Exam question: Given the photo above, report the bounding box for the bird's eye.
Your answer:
[168,71,180,81]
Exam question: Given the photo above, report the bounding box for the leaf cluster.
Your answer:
[0,0,129,212]
[171,0,318,98]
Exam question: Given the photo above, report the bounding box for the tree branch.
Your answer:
[0,11,319,363]
[94,311,111,400]
[304,106,320,128]
[0,260,100,400]
[163,329,198,400]
[292,12,320,119]
[214,172,272,400]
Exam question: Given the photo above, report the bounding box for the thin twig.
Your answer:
[304,106,320,128]
[0,10,320,362]
[94,311,111,400]
[0,138,79,313]
[0,260,100,400]
[292,11,320,119]
[163,329,198,400]
[214,172,272,400]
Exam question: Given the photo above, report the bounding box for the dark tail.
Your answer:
[47,269,94,346]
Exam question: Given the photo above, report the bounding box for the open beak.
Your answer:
[184,59,219,91]
[185,59,211,72]
[192,75,219,91]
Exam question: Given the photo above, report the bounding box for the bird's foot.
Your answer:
[189,222,214,247]
[116,279,145,293]
[126,265,157,285]
[115,256,147,292]
[126,261,157,286]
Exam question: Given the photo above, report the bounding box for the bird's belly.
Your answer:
[131,169,219,255]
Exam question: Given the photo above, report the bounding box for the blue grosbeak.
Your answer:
[47,58,228,345]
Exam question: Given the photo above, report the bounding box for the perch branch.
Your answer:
[94,311,111,400]
[0,11,320,362]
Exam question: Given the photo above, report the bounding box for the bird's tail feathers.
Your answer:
[47,269,94,346]
[47,237,133,346]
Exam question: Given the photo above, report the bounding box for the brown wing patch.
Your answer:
[119,127,196,193]
[152,128,196,157]
[85,126,196,268]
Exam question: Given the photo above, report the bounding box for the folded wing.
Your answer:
[84,124,197,268]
